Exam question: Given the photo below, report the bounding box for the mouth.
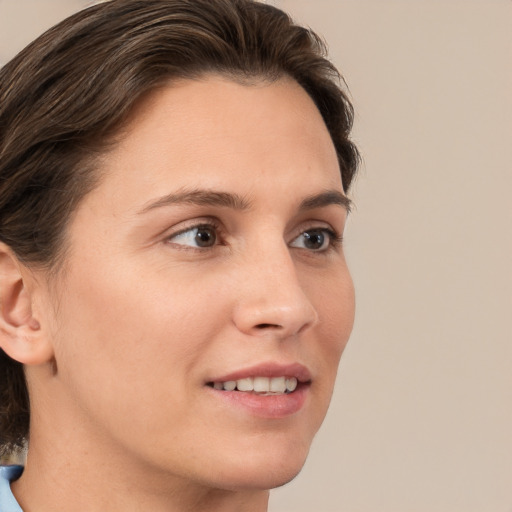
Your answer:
[207,375,301,395]
[204,363,312,418]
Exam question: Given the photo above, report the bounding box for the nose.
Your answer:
[232,243,319,339]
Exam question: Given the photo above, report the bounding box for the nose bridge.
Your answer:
[232,234,319,337]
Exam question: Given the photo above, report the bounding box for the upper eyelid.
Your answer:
[157,222,213,250]
[291,227,342,246]
[290,220,341,239]
[165,220,338,237]
[164,218,222,238]
[160,213,343,243]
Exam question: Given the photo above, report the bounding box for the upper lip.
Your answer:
[207,362,312,384]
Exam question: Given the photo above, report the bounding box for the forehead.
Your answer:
[85,75,343,215]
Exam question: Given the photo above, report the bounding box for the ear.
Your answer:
[0,243,54,365]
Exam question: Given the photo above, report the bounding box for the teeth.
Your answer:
[285,377,298,392]
[253,377,270,392]
[236,378,253,392]
[223,381,236,391]
[212,376,299,394]
[270,376,286,393]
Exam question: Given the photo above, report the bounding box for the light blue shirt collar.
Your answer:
[0,466,23,512]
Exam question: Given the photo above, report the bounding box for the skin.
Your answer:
[4,75,355,512]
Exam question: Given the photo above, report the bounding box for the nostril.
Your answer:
[255,323,281,330]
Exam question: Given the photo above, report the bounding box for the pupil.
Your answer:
[195,227,216,247]
[304,231,324,249]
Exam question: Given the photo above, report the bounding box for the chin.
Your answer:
[221,462,307,492]
[214,439,311,491]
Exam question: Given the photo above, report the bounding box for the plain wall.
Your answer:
[1,1,511,511]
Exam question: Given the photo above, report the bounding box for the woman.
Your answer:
[0,0,359,510]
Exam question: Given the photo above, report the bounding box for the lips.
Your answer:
[205,363,312,418]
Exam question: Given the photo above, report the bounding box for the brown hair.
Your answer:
[0,0,359,456]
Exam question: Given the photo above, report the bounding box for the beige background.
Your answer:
[1,1,511,511]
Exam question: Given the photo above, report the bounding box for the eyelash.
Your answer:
[164,219,224,250]
[295,228,343,252]
[164,219,343,253]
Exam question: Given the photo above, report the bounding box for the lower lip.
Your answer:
[206,383,309,419]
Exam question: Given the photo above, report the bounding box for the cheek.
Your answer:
[310,265,355,351]
[327,277,355,355]
[49,261,224,419]
[301,266,355,418]
[310,268,354,412]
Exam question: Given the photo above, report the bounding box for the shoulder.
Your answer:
[0,466,23,512]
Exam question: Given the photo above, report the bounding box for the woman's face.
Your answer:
[38,76,355,490]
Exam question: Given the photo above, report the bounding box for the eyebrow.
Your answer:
[138,188,351,214]
[138,188,251,214]
[299,190,352,213]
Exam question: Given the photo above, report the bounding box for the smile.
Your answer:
[208,376,298,394]
[205,362,312,417]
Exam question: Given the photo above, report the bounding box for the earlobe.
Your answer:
[0,243,53,365]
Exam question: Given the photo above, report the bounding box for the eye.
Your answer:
[167,223,218,248]
[290,228,339,252]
